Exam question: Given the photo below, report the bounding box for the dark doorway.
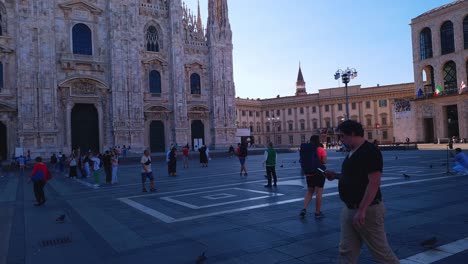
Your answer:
[191,120,205,150]
[424,118,434,143]
[0,122,6,160]
[71,104,99,153]
[150,121,165,152]
[446,105,459,138]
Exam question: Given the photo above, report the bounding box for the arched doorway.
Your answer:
[71,104,99,153]
[191,120,205,150]
[150,121,165,152]
[0,122,6,160]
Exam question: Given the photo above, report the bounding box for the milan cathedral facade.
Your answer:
[0,0,237,159]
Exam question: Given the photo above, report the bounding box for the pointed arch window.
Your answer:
[0,4,6,36]
[464,16,468,49]
[443,61,457,94]
[420,28,432,60]
[190,73,201,94]
[440,21,454,55]
[72,23,92,55]
[146,26,160,52]
[149,70,161,94]
[0,62,3,92]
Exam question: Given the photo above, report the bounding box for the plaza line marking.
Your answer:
[120,173,467,223]
[160,188,285,209]
[400,237,468,264]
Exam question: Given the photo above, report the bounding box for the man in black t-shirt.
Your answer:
[325,120,398,264]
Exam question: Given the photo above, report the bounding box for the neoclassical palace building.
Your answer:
[0,0,237,159]
[408,0,468,143]
[235,67,414,147]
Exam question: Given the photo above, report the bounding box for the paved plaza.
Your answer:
[1,148,468,264]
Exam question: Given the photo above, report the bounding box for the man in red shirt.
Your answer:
[29,157,52,206]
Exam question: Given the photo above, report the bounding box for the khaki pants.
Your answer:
[339,202,399,264]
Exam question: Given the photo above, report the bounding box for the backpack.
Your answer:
[240,145,248,157]
[299,143,325,175]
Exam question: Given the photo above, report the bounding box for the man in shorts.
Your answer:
[141,149,156,192]
[299,135,327,219]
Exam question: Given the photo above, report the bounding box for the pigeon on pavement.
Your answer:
[420,237,437,248]
[56,214,66,223]
[196,251,207,264]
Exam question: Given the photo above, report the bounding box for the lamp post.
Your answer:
[334,67,358,120]
[267,116,280,145]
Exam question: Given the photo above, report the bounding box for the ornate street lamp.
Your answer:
[334,67,358,120]
[267,116,280,144]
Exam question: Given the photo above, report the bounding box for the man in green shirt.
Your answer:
[262,142,278,187]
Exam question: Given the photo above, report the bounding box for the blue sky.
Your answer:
[184,0,453,99]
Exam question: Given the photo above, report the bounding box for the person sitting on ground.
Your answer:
[450,148,468,174]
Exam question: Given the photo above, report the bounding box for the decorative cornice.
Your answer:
[59,0,103,15]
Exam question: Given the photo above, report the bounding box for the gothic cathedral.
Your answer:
[0,0,237,159]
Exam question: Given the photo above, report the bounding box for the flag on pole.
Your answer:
[434,86,443,96]
[417,88,424,98]
[459,81,466,94]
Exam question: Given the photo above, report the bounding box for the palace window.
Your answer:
[242,110,246,116]
[352,102,356,110]
[190,73,201,94]
[366,117,372,126]
[420,27,433,59]
[313,121,318,129]
[325,105,329,112]
[249,111,253,117]
[382,131,388,140]
[379,100,387,107]
[266,125,270,132]
[367,132,373,140]
[288,108,292,115]
[443,61,457,93]
[149,70,161,94]
[300,122,305,131]
[72,23,92,55]
[300,134,305,143]
[289,135,294,144]
[288,123,293,131]
[382,117,387,126]
[440,21,454,55]
[146,26,160,52]
[300,107,304,114]
[338,104,343,111]
[312,106,316,113]
[265,111,270,117]
[366,101,371,109]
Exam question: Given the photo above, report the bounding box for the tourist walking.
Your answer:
[103,151,112,184]
[168,147,177,176]
[199,145,208,167]
[182,145,189,168]
[17,155,26,176]
[141,149,156,192]
[90,153,101,186]
[299,135,327,219]
[68,153,78,179]
[29,157,52,206]
[262,142,278,187]
[325,120,399,263]
[50,153,58,172]
[237,143,248,177]
[111,151,119,184]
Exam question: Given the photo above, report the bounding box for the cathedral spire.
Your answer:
[196,0,203,33]
[208,0,230,27]
[295,63,307,96]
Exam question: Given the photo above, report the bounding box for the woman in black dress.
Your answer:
[199,145,208,167]
[168,147,177,176]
